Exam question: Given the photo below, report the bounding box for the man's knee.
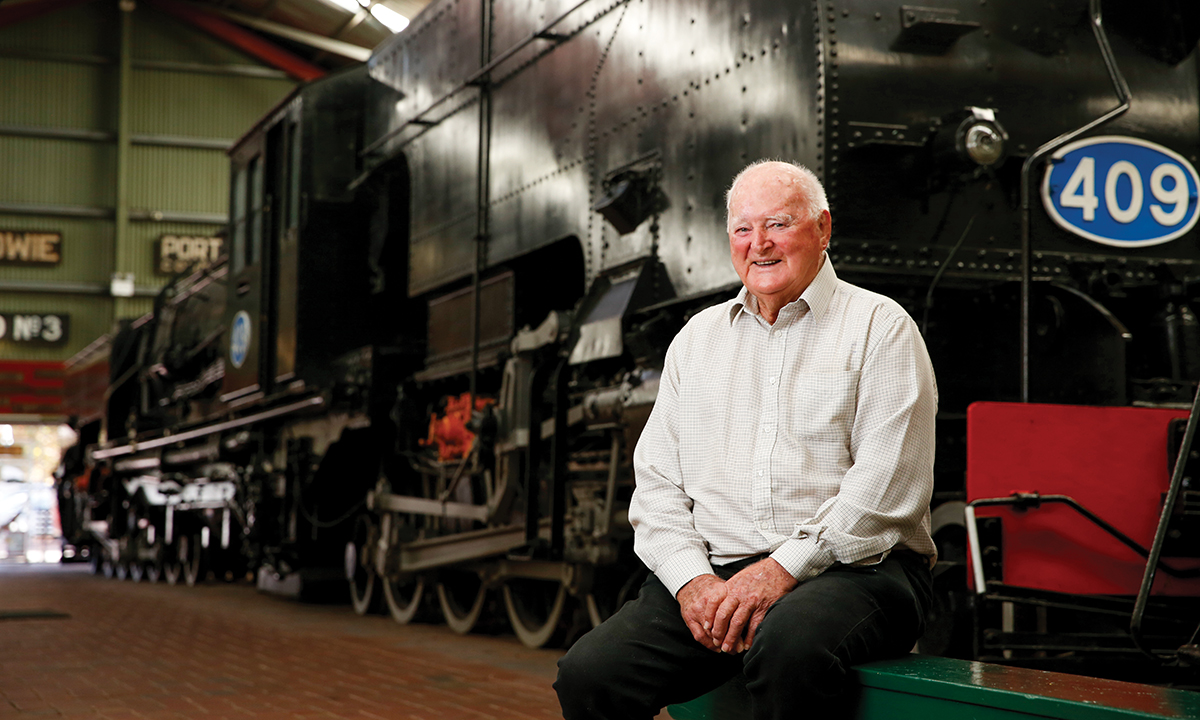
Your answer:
[555,627,625,711]
[743,624,845,691]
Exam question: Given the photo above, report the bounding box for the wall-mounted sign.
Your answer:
[1042,136,1200,248]
[0,231,61,265]
[0,314,68,345]
[156,235,224,275]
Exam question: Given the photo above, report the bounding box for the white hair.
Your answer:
[725,160,829,228]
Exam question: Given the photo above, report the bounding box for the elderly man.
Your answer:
[555,160,937,720]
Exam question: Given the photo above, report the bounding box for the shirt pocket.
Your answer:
[788,370,859,442]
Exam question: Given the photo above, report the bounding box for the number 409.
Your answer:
[1060,156,1189,225]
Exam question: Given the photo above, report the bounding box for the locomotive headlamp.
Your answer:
[955,107,1008,168]
[964,123,1004,166]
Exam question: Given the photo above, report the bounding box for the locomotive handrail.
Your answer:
[89,395,325,460]
[1131,384,1200,661]
[1018,0,1130,403]
[359,0,600,159]
[964,491,1200,596]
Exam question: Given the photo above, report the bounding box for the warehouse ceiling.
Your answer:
[0,0,432,75]
[192,0,431,67]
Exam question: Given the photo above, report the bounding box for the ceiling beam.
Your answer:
[146,0,325,82]
[208,5,372,61]
[0,0,95,31]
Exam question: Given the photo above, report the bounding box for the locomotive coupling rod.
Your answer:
[1018,0,1130,403]
[369,490,490,523]
[390,522,546,573]
[91,396,325,460]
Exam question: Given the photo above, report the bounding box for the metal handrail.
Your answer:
[360,0,598,158]
[1018,0,1130,402]
[964,491,1200,595]
[1131,385,1200,660]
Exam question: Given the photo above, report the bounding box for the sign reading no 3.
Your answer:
[1042,136,1200,248]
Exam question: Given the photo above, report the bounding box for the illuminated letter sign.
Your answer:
[0,314,69,345]
[0,231,62,265]
[156,235,225,275]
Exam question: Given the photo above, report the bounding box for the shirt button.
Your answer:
[757,469,764,477]
[768,377,776,385]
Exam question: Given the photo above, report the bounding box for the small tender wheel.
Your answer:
[180,533,203,587]
[163,546,182,586]
[436,569,487,635]
[144,543,163,584]
[128,561,145,582]
[502,578,568,648]
[346,516,378,616]
[115,558,130,581]
[383,574,426,624]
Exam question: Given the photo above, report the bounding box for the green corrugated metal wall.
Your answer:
[0,1,297,362]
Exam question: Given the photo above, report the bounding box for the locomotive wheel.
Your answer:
[383,574,426,624]
[502,578,569,648]
[144,550,163,583]
[128,560,145,582]
[436,569,487,634]
[585,563,647,628]
[115,558,131,581]
[163,543,183,586]
[346,517,378,616]
[180,533,203,587]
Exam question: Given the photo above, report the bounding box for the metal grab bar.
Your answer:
[963,491,1200,596]
[1018,0,1131,402]
[1131,384,1200,660]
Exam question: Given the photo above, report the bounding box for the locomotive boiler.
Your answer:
[66,0,1200,678]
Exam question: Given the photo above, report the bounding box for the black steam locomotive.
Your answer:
[63,0,1200,677]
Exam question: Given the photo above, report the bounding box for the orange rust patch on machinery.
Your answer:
[421,393,494,462]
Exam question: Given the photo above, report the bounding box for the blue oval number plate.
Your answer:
[1042,136,1200,248]
[230,310,251,369]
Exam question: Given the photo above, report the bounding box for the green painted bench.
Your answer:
[666,655,1200,719]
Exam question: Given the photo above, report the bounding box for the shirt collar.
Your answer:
[728,253,838,325]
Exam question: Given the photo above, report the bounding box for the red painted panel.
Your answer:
[0,360,65,416]
[966,401,1200,596]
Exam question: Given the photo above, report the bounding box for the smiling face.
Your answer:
[727,163,831,321]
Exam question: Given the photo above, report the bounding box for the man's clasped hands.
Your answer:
[675,557,799,654]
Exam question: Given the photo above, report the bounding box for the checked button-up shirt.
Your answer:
[629,257,939,597]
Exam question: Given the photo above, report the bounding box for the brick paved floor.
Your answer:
[0,563,573,720]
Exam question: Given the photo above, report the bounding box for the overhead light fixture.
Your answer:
[322,0,359,13]
[371,4,409,32]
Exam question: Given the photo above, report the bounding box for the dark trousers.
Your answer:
[555,551,932,720]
